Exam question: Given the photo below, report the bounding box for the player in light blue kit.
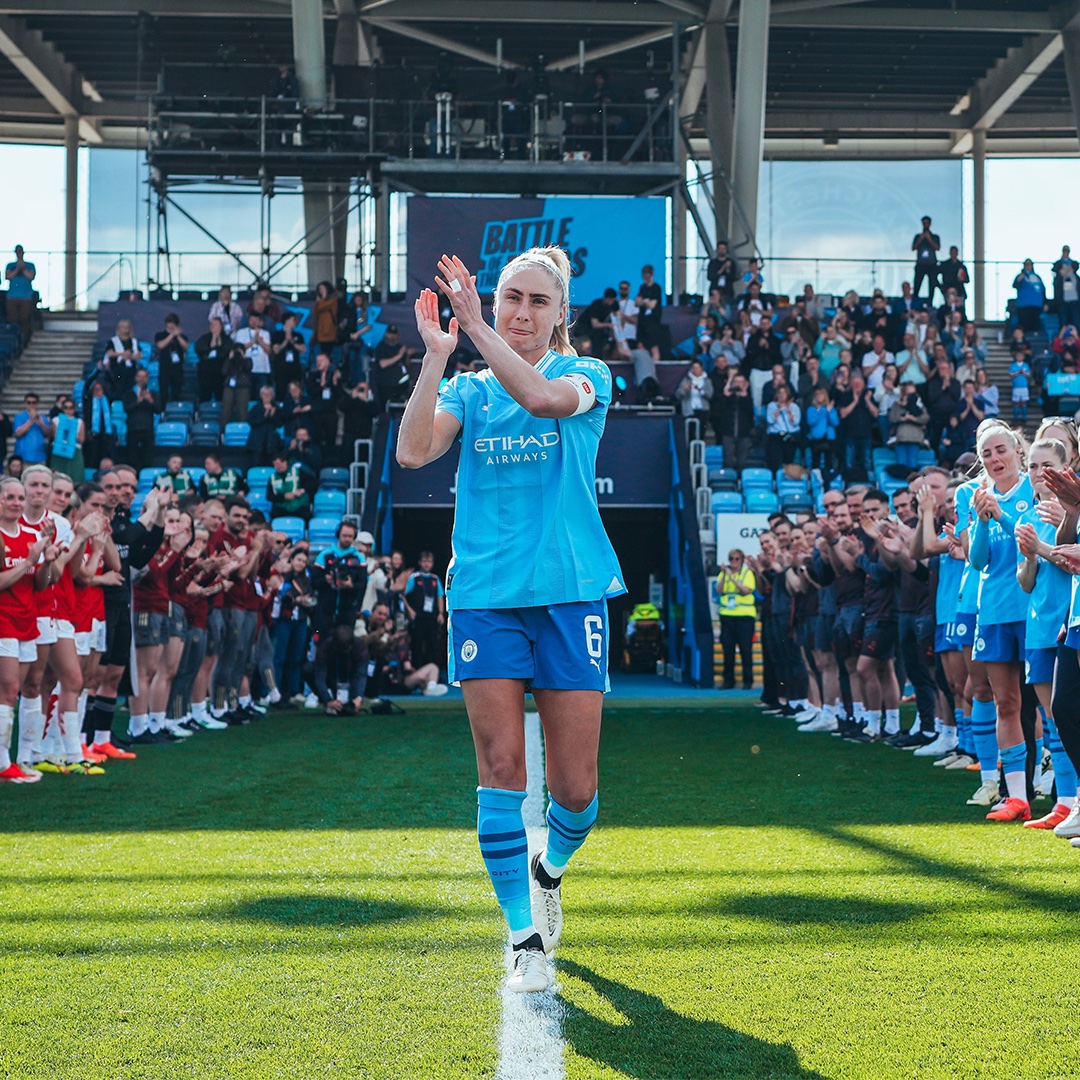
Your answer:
[397,247,626,993]
[1015,437,1075,829]
[968,423,1034,819]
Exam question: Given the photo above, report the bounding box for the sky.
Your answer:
[0,143,1078,317]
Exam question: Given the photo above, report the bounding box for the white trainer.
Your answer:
[1035,768,1056,798]
[966,779,1001,806]
[422,682,449,697]
[1053,803,1080,838]
[195,716,229,731]
[165,721,193,738]
[797,712,838,733]
[506,948,551,993]
[944,753,978,770]
[913,731,958,758]
[530,853,563,955]
[933,751,962,768]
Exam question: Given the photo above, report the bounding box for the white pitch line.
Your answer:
[495,711,566,1080]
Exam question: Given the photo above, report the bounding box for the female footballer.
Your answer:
[398,248,625,993]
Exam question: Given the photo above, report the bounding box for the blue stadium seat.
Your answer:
[710,491,744,514]
[247,494,272,518]
[139,467,165,486]
[745,490,780,514]
[247,466,274,490]
[271,516,306,543]
[313,489,346,516]
[915,449,937,467]
[222,422,250,447]
[307,516,339,548]
[740,467,773,491]
[187,467,206,488]
[871,447,897,470]
[163,401,195,422]
[708,467,738,491]
[197,402,222,423]
[188,420,220,447]
[318,467,350,491]
[781,497,815,515]
[154,421,188,447]
[703,445,724,466]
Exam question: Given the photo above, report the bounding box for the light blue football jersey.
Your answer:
[953,479,981,615]
[973,475,1033,627]
[1019,509,1070,649]
[435,350,627,611]
[935,533,964,627]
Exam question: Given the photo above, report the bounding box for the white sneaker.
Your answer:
[195,716,229,731]
[506,948,551,994]
[913,731,958,758]
[797,712,838,733]
[422,682,449,697]
[945,752,978,770]
[530,853,563,955]
[791,706,818,722]
[1053,803,1080,838]
[267,687,281,704]
[966,779,1001,806]
[290,693,307,706]
[1035,768,1056,798]
[933,751,962,768]
[304,693,320,710]
[165,721,193,738]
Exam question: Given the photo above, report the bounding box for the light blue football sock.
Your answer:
[1044,716,1080,801]
[477,787,534,944]
[541,792,599,876]
[970,698,999,778]
[955,708,972,755]
[999,740,1028,800]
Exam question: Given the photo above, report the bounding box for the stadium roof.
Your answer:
[0,0,1077,156]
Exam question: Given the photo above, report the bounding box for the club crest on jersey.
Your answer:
[976,637,985,652]
[957,624,968,636]
[1015,500,1029,513]
[461,639,478,662]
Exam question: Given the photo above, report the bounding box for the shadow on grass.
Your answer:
[717,892,932,927]
[218,894,424,928]
[559,960,828,1080]
[815,825,1080,920]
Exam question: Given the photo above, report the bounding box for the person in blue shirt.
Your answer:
[398,246,626,994]
[1015,437,1076,830]
[4,245,36,345]
[1008,350,1032,426]
[1012,259,1046,332]
[967,422,1035,820]
[12,392,50,465]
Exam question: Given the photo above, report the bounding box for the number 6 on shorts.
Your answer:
[584,615,604,658]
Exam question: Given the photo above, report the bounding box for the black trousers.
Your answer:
[720,616,755,688]
[1051,644,1080,784]
[913,265,939,304]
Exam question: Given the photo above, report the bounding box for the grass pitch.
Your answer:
[1,699,1078,1079]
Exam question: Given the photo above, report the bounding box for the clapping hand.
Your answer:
[1044,468,1080,515]
[414,287,458,361]
[1036,498,1066,527]
[1051,543,1080,574]
[1016,522,1040,559]
[435,254,482,334]
[972,488,1001,522]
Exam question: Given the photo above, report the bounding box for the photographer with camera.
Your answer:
[363,602,447,698]
[310,521,367,635]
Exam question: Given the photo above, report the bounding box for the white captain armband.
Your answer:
[559,372,598,416]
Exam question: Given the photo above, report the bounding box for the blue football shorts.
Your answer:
[972,620,1025,663]
[1025,646,1057,686]
[448,599,609,692]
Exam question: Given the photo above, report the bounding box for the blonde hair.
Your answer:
[1030,436,1068,467]
[975,417,1027,478]
[1034,417,1080,469]
[494,246,577,357]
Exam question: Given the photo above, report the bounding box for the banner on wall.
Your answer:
[406,196,667,309]
[714,514,773,564]
[390,414,672,509]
